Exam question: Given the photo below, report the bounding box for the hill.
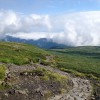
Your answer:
[0,42,49,65]
[0,42,99,100]
[0,42,72,100]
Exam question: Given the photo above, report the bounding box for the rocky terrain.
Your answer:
[0,62,93,100]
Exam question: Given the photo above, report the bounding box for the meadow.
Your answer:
[48,46,100,79]
[0,42,100,79]
[0,42,49,65]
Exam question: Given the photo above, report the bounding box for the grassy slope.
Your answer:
[0,42,100,78]
[48,46,100,79]
[0,42,69,94]
[0,42,49,65]
[0,42,49,89]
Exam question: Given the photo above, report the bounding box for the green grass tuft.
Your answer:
[0,64,6,80]
[21,67,67,82]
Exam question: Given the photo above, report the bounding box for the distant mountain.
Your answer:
[1,35,68,49]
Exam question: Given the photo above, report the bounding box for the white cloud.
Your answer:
[8,32,55,40]
[0,10,52,38]
[0,10,100,46]
[51,11,100,46]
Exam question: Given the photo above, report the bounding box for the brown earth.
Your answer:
[0,61,93,100]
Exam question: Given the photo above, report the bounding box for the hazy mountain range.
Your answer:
[1,36,68,49]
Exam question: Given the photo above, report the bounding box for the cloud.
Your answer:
[61,11,100,46]
[48,11,100,46]
[0,10,52,38]
[8,32,55,40]
[0,10,100,46]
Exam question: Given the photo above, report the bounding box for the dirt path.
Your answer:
[49,78,92,100]
[36,64,93,100]
[5,63,93,100]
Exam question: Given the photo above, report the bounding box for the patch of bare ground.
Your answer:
[0,62,93,100]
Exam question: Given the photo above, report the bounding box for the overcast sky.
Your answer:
[0,0,100,46]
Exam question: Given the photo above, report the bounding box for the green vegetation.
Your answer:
[40,59,52,66]
[48,46,100,79]
[0,64,7,90]
[21,67,67,82]
[0,64,6,80]
[0,42,100,80]
[0,42,49,65]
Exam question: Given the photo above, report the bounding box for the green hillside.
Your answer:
[0,42,70,99]
[0,42,100,79]
[0,42,49,65]
[48,46,100,79]
[0,42,100,99]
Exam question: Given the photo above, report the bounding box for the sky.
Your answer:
[0,0,100,46]
[0,0,100,14]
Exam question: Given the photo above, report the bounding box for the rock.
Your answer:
[8,89,15,95]
[91,97,95,100]
[50,84,53,87]
[24,72,28,76]
[35,89,44,97]
[7,73,11,79]
[74,97,77,100]
[40,91,44,97]
[20,72,23,75]
[35,88,40,93]
[20,72,28,76]
[30,73,33,76]
[5,93,9,97]
[17,90,25,94]
[16,89,28,95]
[1,82,10,87]
[14,85,20,89]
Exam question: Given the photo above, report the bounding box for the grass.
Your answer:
[40,59,52,66]
[0,42,100,79]
[0,42,99,97]
[21,67,67,82]
[48,46,100,79]
[0,42,68,90]
[0,64,6,80]
[0,64,7,90]
[0,42,49,65]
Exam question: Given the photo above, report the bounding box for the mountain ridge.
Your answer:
[1,35,68,49]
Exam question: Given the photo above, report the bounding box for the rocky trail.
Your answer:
[0,55,94,100]
[3,63,93,100]
[37,64,93,100]
[49,77,92,100]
